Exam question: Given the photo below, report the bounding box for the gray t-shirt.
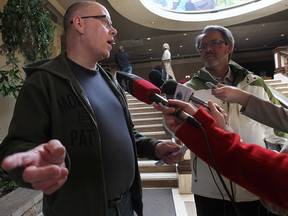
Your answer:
[68,58,135,200]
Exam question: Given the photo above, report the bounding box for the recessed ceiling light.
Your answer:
[151,21,155,24]
[149,49,152,51]
[281,34,285,37]
[147,37,151,40]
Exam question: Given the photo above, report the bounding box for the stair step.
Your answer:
[140,172,178,180]
[126,95,139,100]
[131,112,163,119]
[140,172,178,188]
[264,79,282,84]
[134,124,164,132]
[177,160,192,174]
[270,83,288,88]
[133,117,163,125]
[127,97,138,101]
[126,92,179,188]
[138,160,176,173]
[274,86,288,91]
[129,107,157,113]
[128,102,150,108]
[139,131,170,139]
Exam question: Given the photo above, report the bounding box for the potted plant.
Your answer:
[0,0,55,98]
[0,0,55,197]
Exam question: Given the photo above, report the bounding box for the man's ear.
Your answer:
[72,16,85,34]
[227,44,233,55]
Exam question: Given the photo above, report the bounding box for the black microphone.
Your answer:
[162,80,210,110]
[116,72,201,127]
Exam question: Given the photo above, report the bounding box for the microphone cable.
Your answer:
[197,124,241,216]
[161,79,241,215]
[150,90,240,215]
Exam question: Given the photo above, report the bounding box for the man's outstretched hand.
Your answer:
[1,139,68,194]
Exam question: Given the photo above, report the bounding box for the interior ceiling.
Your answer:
[49,0,288,65]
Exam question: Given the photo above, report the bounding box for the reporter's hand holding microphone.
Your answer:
[153,100,196,133]
[153,99,228,133]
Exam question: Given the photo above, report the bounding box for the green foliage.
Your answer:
[0,0,55,62]
[0,55,24,97]
[0,0,55,98]
[0,168,18,198]
[0,0,55,196]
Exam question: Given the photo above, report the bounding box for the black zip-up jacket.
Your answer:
[0,53,160,216]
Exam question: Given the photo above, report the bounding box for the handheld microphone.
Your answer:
[162,80,209,109]
[116,72,160,104]
[116,72,201,127]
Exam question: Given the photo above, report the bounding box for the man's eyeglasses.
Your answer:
[70,15,113,29]
[198,40,227,52]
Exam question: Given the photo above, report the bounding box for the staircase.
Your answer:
[264,73,288,108]
[126,93,178,188]
[265,78,288,97]
[127,72,288,190]
[127,74,288,190]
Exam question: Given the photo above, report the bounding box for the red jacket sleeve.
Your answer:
[176,108,288,210]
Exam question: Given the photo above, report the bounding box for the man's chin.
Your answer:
[99,53,110,61]
[204,61,219,68]
[105,50,111,58]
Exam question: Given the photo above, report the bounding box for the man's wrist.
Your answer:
[239,91,251,108]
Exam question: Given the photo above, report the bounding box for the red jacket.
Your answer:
[176,108,288,210]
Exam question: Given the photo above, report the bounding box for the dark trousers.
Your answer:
[194,195,279,216]
[108,191,134,216]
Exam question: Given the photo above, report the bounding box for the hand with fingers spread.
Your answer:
[1,139,68,195]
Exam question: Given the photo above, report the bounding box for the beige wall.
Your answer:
[0,97,16,140]
[0,0,4,9]
[52,23,63,57]
[0,0,13,141]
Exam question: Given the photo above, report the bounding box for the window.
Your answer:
[147,0,259,13]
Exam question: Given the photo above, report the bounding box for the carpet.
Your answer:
[142,188,176,216]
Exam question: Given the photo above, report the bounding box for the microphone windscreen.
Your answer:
[116,72,161,104]
[162,80,178,95]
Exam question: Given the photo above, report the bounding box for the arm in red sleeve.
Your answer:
[176,107,288,211]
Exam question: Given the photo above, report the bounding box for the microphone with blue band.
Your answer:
[161,79,210,109]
